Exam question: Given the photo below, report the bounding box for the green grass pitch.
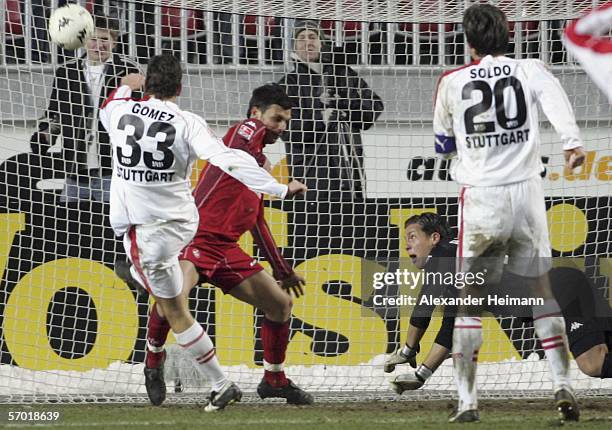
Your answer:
[0,399,611,429]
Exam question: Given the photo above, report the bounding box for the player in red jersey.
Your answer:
[133,83,314,406]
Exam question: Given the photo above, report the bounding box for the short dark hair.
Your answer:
[463,4,509,57]
[94,16,120,40]
[405,213,453,241]
[246,83,292,118]
[145,54,182,99]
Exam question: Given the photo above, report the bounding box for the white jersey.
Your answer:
[563,3,612,103]
[433,55,583,187]
[100,85,288,236]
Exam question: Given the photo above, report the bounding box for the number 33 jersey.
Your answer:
[100,85,287,236]
[433,55,583,187]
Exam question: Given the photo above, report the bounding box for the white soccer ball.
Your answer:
[48,4,94,50]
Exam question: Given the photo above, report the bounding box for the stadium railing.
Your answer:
[0,0,581,67]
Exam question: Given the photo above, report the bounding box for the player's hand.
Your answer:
[279,272,306,298]
[322,107,336,125]
[121,73,146,91]
[564,147,587,171]
[384,345,418,373]
[285,180,307,198]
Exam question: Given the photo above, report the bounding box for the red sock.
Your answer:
[145,302,171,369]
[262,318,289,388]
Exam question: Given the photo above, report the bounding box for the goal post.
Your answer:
[0,0,610,402]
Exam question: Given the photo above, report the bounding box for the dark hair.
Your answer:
[94,16,120,40]
[246,83,292,118]
[405,213,453,241]
[145,54,182,99]
[463,4,509,56]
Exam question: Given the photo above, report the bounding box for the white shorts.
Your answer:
[123,218,198,299]
[458,176,552,282]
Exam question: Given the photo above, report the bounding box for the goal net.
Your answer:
[0,0,610,403]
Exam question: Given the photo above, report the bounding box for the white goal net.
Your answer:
[0,0,610,403]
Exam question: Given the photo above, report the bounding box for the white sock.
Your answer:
[401,344,416,357]
[452,317,483,412]
[534,315,570,390]
[416,364,433,382]
[174,322,227,392]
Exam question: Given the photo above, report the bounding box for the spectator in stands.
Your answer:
[40,16,140,204]
[214,12,237,64]
[31,0,51,63]
[278,20,384,202]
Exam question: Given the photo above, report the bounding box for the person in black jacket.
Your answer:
[40,15,140,204]
[278,20,384,202]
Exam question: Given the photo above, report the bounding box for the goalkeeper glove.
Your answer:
[389,364,432,394]
[390,372,424,394]
[383,344,418,373]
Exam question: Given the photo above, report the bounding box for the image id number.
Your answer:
[7,411,61,422]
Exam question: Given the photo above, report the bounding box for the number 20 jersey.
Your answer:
[433,55,583,187]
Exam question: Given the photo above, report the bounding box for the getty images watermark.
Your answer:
[371,268,489,307]
[360,258,562,317]
[360,258,610,319]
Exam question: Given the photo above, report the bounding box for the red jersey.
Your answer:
[192,119,292,280]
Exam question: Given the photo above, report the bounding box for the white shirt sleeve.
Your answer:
[527,61,584,151]
[185,114,288,199]
[433,75,457,159]
[99,85,133,132]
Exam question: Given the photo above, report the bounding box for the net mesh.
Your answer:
[0,0,610,403]
[69,1,603,22]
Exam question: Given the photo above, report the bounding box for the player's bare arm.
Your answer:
[285,180,307,198]
[120,73,145,91]
[263,158,273,172]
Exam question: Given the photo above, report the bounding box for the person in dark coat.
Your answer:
[40,15,140,204]
[278,20,384,202]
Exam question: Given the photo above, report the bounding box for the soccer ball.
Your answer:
[48,4,94,50]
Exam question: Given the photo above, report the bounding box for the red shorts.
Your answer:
[179,238,264,293]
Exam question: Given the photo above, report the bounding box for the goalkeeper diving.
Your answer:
[385,213,612,393]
